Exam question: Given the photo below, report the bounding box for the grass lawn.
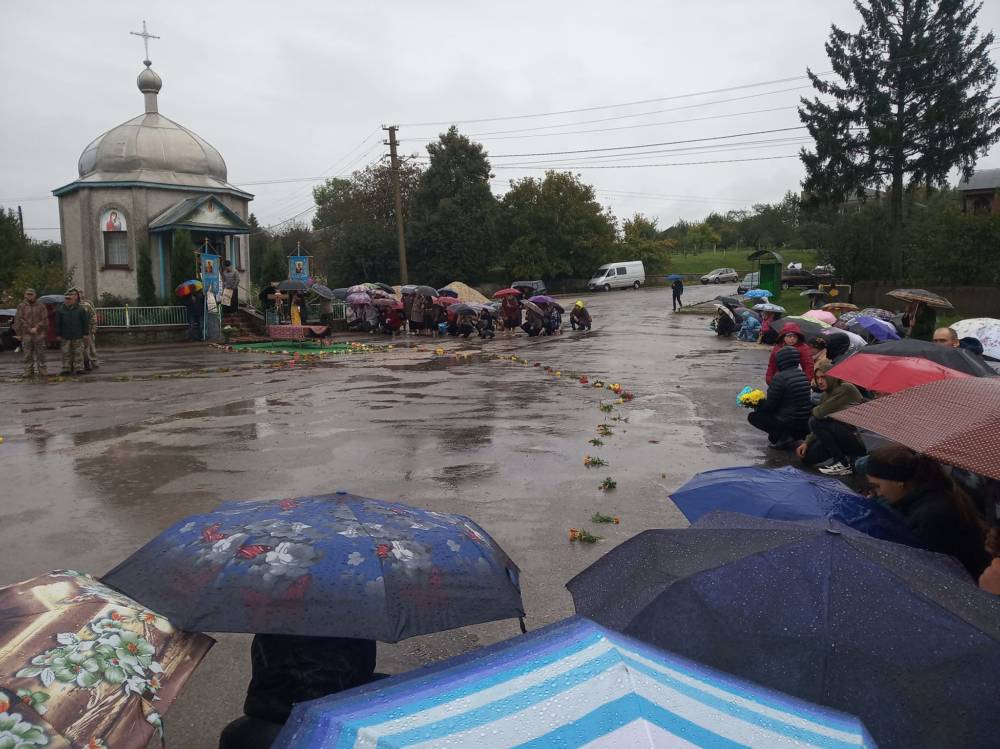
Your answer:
[667,248,820,276]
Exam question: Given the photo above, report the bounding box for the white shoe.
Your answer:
[818,462,852,476]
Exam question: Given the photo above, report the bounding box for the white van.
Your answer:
[588,261,646,291]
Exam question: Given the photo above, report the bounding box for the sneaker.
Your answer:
[818,462,853,476]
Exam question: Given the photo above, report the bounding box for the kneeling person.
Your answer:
[748,347,812,449]
[795,360,866,475]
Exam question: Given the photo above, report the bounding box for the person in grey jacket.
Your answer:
[748,346,812,449]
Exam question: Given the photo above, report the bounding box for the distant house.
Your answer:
[958,169,1000,214]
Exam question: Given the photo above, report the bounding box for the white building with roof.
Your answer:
[53,55,253,301]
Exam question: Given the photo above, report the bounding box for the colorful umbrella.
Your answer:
[751,302,784,313]
[568,512,1000,749]
[827,353,973,394]
[886,288,954,310]
[802,309,837,325]
[833,378,1000,480]
[275,616,876,749]
[372,298,399,308]
[347,284,369,294]
[433,296,459,307]
[174,279,203,298]
[670,466,920,546]
[0,570,213,749]
[822,302,859,314]
[860,307,895,322]
[951,318,1000,359]
[101,492,524,642]
[851,315,900,342]
[528,295,556,305]
[492,288,522,298]
[854,338,994,376]
[742,288,772,299]
[346,292,372,306]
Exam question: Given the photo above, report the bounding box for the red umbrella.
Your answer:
[827,353,973,394]
[833,378,1000,480]
[493,288,522,298]
[434,296,459,306]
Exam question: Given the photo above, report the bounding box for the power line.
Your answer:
[489,154,801,170]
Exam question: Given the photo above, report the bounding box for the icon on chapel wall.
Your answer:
[100,209,127,232]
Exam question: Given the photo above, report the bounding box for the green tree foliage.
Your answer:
[408,127,498,285]
[497,171,617,279]
[136,239,157,305]
[684,223,721,251]
[0,207,71,301]
[619,214,671,274]
[799,0,1000,236]
[312,161,422,286]
[170,229,196,291]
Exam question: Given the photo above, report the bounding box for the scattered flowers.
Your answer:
[737,386,766,409]
[569,528,602,543]
[596,424,613,437]
[583,456,608,468]
[590,513,620,524]
[579,376,589,384]
[598,402,615,413]
[588,438,604,446]
[599,477,617,491]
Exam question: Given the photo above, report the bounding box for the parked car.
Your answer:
[511,280,547,297]
[587,261,646,291]
[737,272,759,295]
[780,267,832,289]
[814,264,836,275]
[0,309,16,352]
[700,267,739,284]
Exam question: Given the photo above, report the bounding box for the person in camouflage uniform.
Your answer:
[55,288,90,376]
[12,288,48,379]
[80,292,99,370]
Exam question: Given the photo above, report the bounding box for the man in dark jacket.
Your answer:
[671,278,684,311]
[55,289,90,376]
[749,346,812,448]
[796,359,866,475]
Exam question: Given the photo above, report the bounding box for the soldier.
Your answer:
[80,292,99,370]
[12,288,48,379]
[55,288,90,376]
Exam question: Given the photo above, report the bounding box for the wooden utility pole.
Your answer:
[383,124,409,284]
[17,205,24,240]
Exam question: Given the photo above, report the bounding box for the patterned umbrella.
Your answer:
[102,492,524,642]
[951,318,1000,359]
[822,302,859,314]
[0,570,212,749]
[802,309,837,325]
[860,307,895,322]
[174,279,203,298]
[833,378,1000,480]
[752,302,785,313]
[274,617,876,749]
[345,292,372,306]
[886,288,954,310]
[433,296,459,307]
[742,288,772,299]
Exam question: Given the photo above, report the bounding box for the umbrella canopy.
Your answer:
[372,297,399,308]
[492,288,522,298]
[527,295,556,305]
[331,287,351,301]
[751,302,785,313]
[415,285,438,298]
[102,492,523,642]
[828,353,974,394]
[521,300,544,317]
[278,279,309,293]
[860,307,895,322]
[371,282,395,293]
[568,512,1000,749]
[436,288,459,298]
[433,296,459,307]
[822,302,859,314]
[732,306,759,321]
[886,288,954,310]
[742,288,772,299]
[851,315,900,342]
[664,273,684,281]
[712,303,735,321]
[833,377,1000,480]
[347,284,369,294]
[670,466,920,546]
[800,289,827,297]
[951,317,1000,359]
[772,316,827,339]
[451,303,477,316]
[0,570,213,749]
[174,279,203,298]
[855,338,995,376]
[346,292,372,306]
[371,289,394,300]
[802,309,837,325]
[310,284,335,301]
[38,294,65,305]
[275,616,877,749]
[713,295,741,309]
[399,284,418,295]
[821,327,867,353]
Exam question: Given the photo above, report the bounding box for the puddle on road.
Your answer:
[432,462,499,488]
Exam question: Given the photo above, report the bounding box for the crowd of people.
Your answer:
[11,287,99,379]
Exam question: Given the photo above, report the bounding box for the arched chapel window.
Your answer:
[100,208,129,268]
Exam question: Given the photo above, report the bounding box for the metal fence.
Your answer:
[95,306,188,328]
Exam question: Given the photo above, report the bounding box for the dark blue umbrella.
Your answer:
[664,274,684,281]
[102,492,524,642]
[568,512,1000,749]
[670,466,921,546]
[853,315,901,342]
[436,288,459,298]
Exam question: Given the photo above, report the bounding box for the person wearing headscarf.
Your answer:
[570,300,592,331]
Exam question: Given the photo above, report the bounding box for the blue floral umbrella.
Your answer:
[102,493,524,642]
[743,288,772,299]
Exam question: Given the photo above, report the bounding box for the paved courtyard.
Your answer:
[0,283,781,747]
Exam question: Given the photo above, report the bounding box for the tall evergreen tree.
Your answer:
[799,0,1000,241]
[136,239,157,305]
[170,229,195,291]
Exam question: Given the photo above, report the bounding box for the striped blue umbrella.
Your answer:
[274,617,875,749]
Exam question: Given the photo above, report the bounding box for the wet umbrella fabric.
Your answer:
[951,317,1000,359]
[101,492,524,643]
[278,280,309,293]
[771,316,827,339]
[175,279,203,297]
[37,294,65,305]
[492,288,522,298]
[851,315,900,342]
[331,288,350,301]
[833,377,1000,480]
[372,298,399,308]
[433,296,459,307]
[450,303,477,316]
[802,309,837,325]
[713,303,735,321]
[415,286,438,297]
[436,288,459,298]
[800,289,827,297]
[886,288,954,310]
[860,307,895,322]
[853,338,995,377]
[527,295,556,305]
[568,512,1000,749]
[823,302,859,314]
[309,284,335,301]
[670,466,920,546]
[521,300,544,317]
[822,327,867,353]
[828,353,973,394]
[752,302,785,314]
[742,288,772,299]
[274,616,876,749]
[0,570,213,749]
[664,273,684,281]
[713,295,741,309]
[345,292,372,306]
[372,282,395,293]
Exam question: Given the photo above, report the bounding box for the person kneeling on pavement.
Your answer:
[795,359,866,476]
[570,300,592,331]
[748,346,812,449]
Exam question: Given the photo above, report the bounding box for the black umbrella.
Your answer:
[862,338,995,376]
[38,294,65,305]
[771,315,828,339]
[800,289,827,297]
[436,288,459,298]
[400,285,418,295]
[713,295,741,309]
[567,512,1000,749]
[415,285,438,297]
[372,282,395,293]
[310,284,335,300]
[278,279,309,293]
[331,287,350,301]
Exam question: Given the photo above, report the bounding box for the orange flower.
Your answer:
[569,529,579,541]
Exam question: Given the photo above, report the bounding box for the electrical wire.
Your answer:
[489,154,801,170]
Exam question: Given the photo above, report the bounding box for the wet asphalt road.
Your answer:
[0,283,785,747]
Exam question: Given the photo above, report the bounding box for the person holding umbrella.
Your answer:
[670,275,684,311]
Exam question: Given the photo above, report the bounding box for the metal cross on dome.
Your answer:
[130,20,160,65]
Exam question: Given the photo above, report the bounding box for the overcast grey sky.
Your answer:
[2,0,999,243]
